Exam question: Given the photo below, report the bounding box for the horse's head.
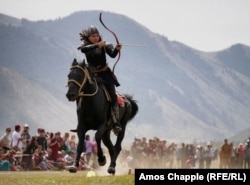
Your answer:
[66,58,93,101]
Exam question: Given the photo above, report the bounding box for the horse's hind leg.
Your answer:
[102,130,117,174]
[111,127,126,174]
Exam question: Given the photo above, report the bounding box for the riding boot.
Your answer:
[112,102,122,135]
[113,101,120,120]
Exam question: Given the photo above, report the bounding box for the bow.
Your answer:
[99,12,120,73]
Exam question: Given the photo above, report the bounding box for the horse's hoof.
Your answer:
[98,156,106,166]
[108,166,116,175]
[69,166,77,173]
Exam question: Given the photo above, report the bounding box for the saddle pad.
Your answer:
[117,94,125,107]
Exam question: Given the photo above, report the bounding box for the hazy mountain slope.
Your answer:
[0,67,76,134]
[0,13,21,26]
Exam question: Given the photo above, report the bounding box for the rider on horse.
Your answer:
[77,25,122,134]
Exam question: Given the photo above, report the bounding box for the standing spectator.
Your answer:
[49,132,62,162]
[236,143,245,168]
[204,142,214,169]
[188,144,196,167]
[61,132,70,152]
[148,138,158,168]
[0,128,12,153]
[175,146,182,168]
[21,124,31,152]
[244,141,250,169]
[69,134,77,153]
[195,146,205,169]
[46,132,54,147]
[167,142,176,168]
[37,129,47,152]
[130,137,143,167]
[21,136,38,170]
[220,139,232,168]
[11,125,23,152]
[85,134,94,166]
[229,142,237,168]
[36,128,42,136]
[160,140,168,167]
[180,143,188,168]
[91,136,98,169]
[140,137,149,168]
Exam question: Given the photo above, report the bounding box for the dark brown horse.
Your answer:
[66,58,138,174]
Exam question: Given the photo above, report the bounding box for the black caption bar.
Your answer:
[135,169,250,185]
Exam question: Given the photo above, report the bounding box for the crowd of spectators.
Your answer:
[119,136,250,169]
[1,124,250,171]
[0,124,97,171]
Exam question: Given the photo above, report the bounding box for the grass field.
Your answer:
[0,159,223,185]
[0,171,134,185]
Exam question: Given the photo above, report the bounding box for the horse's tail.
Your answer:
[125,94,139,121]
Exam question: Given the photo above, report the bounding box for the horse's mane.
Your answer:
[77,59,104,84]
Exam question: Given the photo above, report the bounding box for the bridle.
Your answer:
[67,65,98,97]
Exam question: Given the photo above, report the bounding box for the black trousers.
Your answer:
[98,70,117,106]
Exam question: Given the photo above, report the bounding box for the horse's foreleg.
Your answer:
[95,124,107,166]
[75,128,86,167]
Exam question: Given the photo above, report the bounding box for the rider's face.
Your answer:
[88,34,100,44]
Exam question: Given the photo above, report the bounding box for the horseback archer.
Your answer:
[77,13,122,134]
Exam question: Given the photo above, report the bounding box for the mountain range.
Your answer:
[0,11,250,145]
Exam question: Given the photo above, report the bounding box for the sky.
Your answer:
[0,0,250,52]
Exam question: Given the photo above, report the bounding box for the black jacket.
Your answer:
[79,41,119,68]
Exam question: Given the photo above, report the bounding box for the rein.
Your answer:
[67,65,98,97]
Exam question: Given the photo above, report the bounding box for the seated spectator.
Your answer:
[2,149,20,171]
[31,150,52,171]
[64,150,75,166]
[0,147,11,171]
[79,152,88,170]
[44,149,56,168]
[56,150,66,169]
[45,148,54,161]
